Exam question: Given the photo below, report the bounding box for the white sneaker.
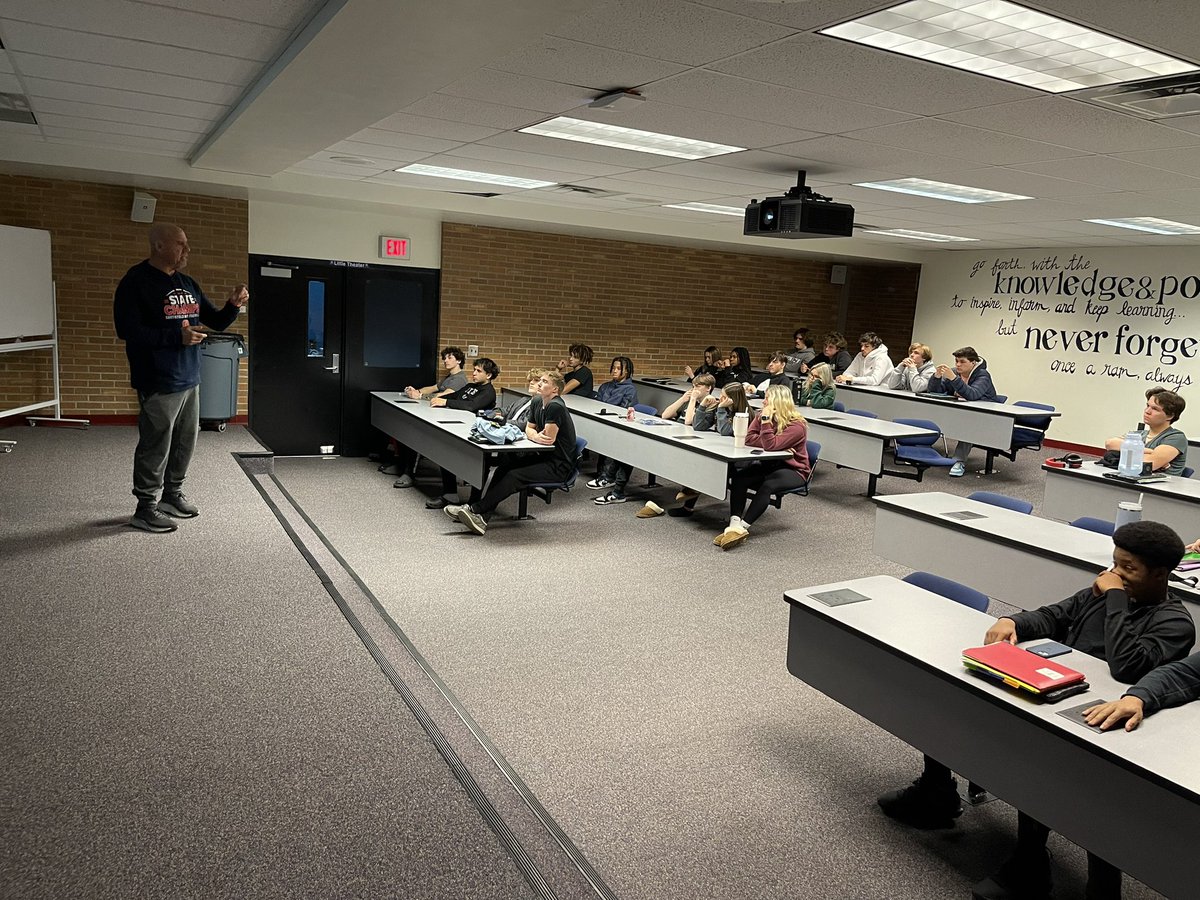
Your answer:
[949,462,966,477]
[586,477,614,490]
[443,503,465,522]
[459,507,488,535]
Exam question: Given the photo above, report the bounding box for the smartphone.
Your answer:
[1027,641,1072,658]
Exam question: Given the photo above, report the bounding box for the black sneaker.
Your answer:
[972,851,1053,900]
[593,491,628,505]
[877,778,963,829]
[130,506,178,533]
[158,493,199,518]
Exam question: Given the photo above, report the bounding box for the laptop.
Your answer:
[1101,471,1167,484]
[962,643,1087,700]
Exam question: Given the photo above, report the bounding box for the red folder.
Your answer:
[962,642,1086,694]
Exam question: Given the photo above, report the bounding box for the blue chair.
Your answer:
[887,418,955,483]
[846,409,878,419]
[902,571,990,612]
[760,440,821,509]
[992,394,1008,403]
[1071,516,1115,536]
[985,401,1055,474]
[517,437,587,519]
[968,491,1033,515]
[832,401,846,412]
[1183,467,1195,479]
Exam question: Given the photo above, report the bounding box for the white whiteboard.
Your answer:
[0,224,54,340]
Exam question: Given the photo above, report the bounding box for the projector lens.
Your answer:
[759,200,780,231]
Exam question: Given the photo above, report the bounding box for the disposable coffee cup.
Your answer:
[1114,500,1142,530]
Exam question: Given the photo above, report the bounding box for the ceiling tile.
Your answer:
[323,141,431,166]
[688,0,893,31]
[1011,155,1200,191]
[346,128,462,154]
[9,53,241,104]
[439,69,594,114]
[765,135,983,178]
[442,144,635,178]
[401,93,547,130]
[712,32,1037,116]
[30,98,211,133]
[566,101,822,151]
[844,119,1083,166]
[35,113,204,141]
[20,77,227,120]
[570,176,723,203]
[0,0,288,60]
[475,130,686,169]
[913,166,1119,199]
[940,96,1200,155]
[366,170,528,194]
[488,36,689,88]
[546,0,797,66]
[39,125,192,155]
[648,69,918,134]
[1,20,261,84]
[1111,146,1200,178]
[368,112,502,143]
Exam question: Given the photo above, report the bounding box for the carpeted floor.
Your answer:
[1,422,1169,900]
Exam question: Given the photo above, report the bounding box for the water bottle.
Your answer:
[1118,430,1144,477]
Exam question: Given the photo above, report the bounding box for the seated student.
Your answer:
[684,346,720,382]
[1103,386,1187,476]
[797,362,836,409]
[784,329,815,379]
[883,343,935,393]
[835,332,892,385]
[1085,648,1200,732]
[801,332,854,378]
[747,352,793,397]
[925,346,997,477]
[490,367,545,432]
[713,384,810,550]
[664,381,748,519]
[589,358,643,506]
[393,358,500,489]
[661,374,717,426]
[557,343,595,397]
[727,346,754,386]
[876,521,1194,900]
[417,359,501,507]
[402,346,468,400]
[712,350,737,389]
[444,371,577,535]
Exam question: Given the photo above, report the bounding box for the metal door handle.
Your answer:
[325,353,339,373]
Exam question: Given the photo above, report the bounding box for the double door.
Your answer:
[248,256,440,456]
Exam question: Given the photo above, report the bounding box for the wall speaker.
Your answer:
[131,191,157,223]
[830,264,847,285]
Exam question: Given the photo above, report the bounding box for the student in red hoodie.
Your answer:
[715,384,810,550]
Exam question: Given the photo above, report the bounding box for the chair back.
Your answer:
[633,403,658,416]
[1012,400,1054,431]
[1183,466,1195,479]
[846,409,878,419]
[832,400,846,412]
[992,394,1008,403]
[1070,516,1115,536]
[968,490,1033,515]
[903,571,990,612]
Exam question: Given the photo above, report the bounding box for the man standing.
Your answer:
[114,223,247,533]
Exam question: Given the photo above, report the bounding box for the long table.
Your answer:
[510,389,790,499]
[836,383,1060,467]
[784,575,1200,900]
[630,378,939,496]
[370,392,550,490]
[1042,462,1200,537]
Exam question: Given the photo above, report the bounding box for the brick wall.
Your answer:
[843,264,922,359]
[0,175,248,421]
[440,223,921,386]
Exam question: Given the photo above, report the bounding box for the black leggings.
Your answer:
[728,460,805,525]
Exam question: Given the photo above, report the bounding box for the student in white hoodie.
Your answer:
[836,332,892,385]
[883,343,935,392]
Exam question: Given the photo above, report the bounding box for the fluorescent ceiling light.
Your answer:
[394,164,555,189]
[1085,216,1200,235]
[820,0,1198,94]
[663,202,745,217]
[862,228,979,242]
[855,177,1032,203]
[520,116,744,160]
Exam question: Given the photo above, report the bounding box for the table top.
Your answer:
[370,391,551,456]
[1042,459,1200,502]
[801,407,938,440]
[838,382,1062,420]
[784,575,1200,799]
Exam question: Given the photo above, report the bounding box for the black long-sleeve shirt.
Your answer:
[443,382,496,412]
[1126,651,1200,714]
[1009,586,1194,683]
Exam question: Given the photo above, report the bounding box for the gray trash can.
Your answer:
[199,332,247,432]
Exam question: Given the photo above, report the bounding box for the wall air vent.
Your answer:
[1075,73,1200,120]
[0,92,36,125]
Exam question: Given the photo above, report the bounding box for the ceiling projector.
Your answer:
[744,171,854,239]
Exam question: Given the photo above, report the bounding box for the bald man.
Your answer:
[113,224,248,533]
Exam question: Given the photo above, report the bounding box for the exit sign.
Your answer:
[379,236,411,260]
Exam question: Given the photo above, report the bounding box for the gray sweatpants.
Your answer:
[133,385,199,507]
